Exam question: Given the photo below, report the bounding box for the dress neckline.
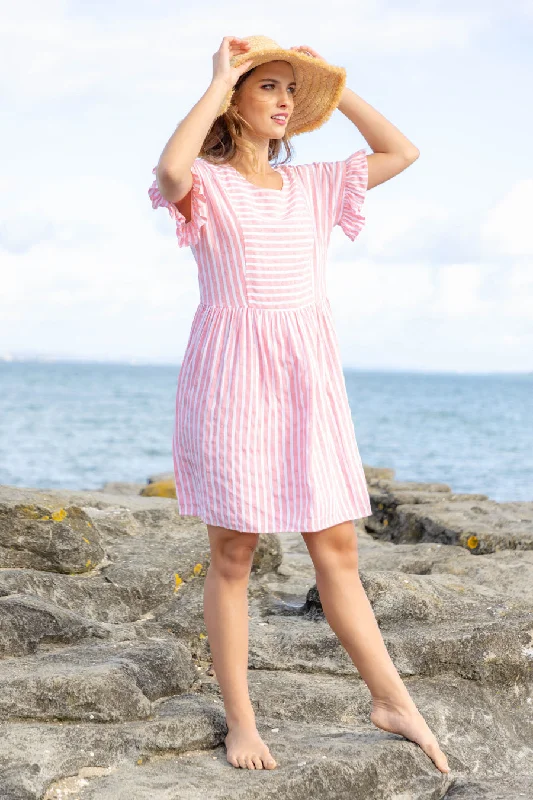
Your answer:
[222,162,286,193]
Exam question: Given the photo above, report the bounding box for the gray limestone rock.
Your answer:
[0,469,531,798]
[0,638,196,723]
[0,499,104,573]
[98,481,147,495]
[365,480,533,554]
[0,593,111,657]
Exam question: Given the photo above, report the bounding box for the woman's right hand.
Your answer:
[212,37,254,91]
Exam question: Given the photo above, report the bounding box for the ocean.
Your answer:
[0,361,531,503]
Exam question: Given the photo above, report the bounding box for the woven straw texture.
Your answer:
[216,35,346,137]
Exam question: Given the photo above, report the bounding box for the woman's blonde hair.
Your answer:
[199,68,295,171]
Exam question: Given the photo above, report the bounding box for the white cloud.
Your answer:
[480,180,533,256]
[1,1,531,370]
[433,263,486,316]
[0,2,496,103]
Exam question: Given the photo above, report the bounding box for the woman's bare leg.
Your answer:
[301,520,450,774]
[204,524,277,770]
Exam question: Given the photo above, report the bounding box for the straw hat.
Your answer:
[216,35,346,137]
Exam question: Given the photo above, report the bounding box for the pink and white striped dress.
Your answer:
[148,149,372,533]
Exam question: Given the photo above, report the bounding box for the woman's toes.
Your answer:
[224,728,277,769]
[434,748,450,773]
[423,738,450,772]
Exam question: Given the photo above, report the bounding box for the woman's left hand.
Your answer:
[289,45,328,62]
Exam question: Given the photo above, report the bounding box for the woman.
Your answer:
[149,35,450,775]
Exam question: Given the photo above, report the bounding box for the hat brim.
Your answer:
[216,48,346,137]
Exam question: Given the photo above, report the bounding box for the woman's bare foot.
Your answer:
[370,698,450,774]
[225,724,278,769]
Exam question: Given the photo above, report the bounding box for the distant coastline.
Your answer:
[1,355,531,375]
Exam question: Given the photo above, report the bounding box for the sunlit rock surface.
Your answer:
[0,467,531,799]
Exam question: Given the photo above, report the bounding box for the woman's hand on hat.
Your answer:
[289,45,327,62]
[212,36,254,91]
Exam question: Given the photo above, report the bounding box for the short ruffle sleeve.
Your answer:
[289,148,368,242]
[148,160,208,248]
[336,149,368,241]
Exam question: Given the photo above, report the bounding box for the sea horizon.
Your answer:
[1,354,531,376]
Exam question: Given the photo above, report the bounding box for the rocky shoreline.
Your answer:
[0,466,532,798]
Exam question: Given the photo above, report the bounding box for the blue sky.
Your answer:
[1,0,532,372]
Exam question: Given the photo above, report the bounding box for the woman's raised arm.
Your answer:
[155,36,253,203]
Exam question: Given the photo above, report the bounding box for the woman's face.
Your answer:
[233,60,296,138]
